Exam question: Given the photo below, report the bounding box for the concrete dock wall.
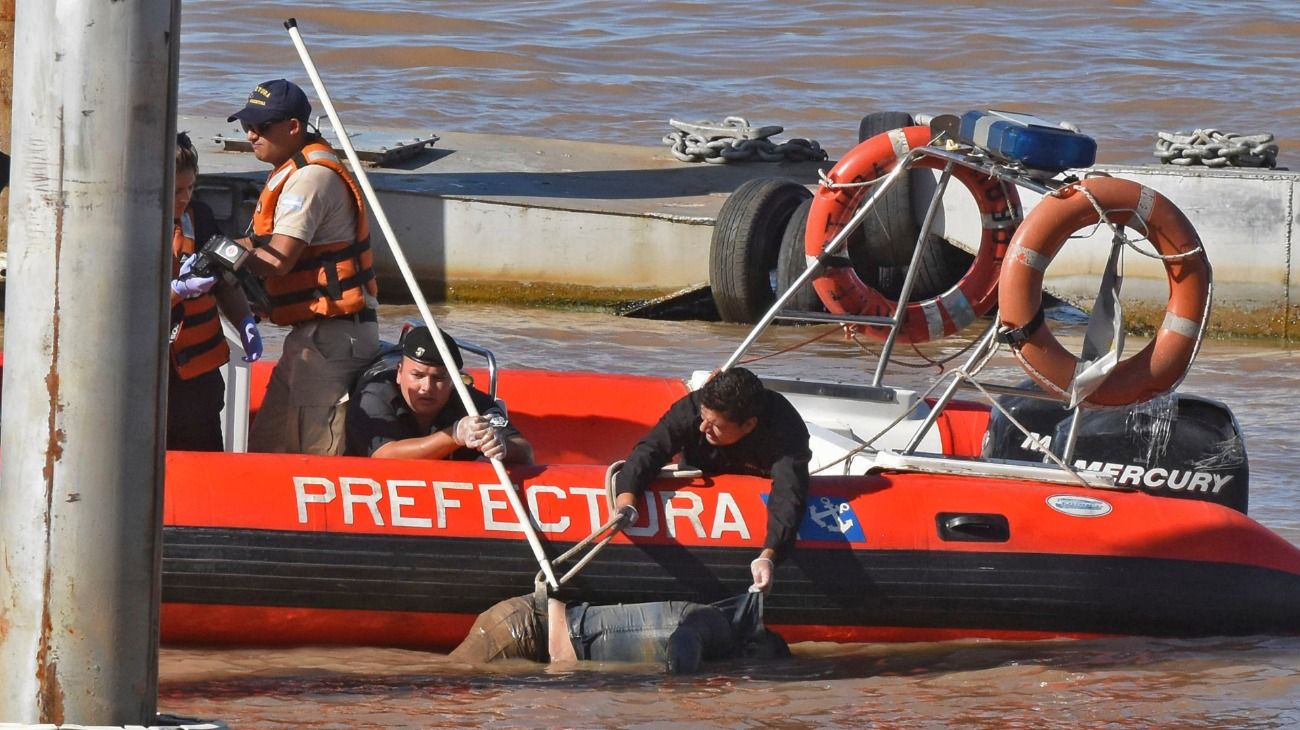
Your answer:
[375,190,712,291]
[930,164,1299,336]
[188,115,1300,330]
[933,164,1298,311]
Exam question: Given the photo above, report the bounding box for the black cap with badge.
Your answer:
[227,79,312,125]
[401,326,463,370]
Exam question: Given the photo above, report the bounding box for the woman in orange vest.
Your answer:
[167,132,263,451]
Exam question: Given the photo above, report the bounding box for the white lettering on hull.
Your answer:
[294,476,335,524]
[1074,461,1232,493]
[291,476,758,541]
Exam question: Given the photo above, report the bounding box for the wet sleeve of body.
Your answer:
[761,396,812,564]
[615,394,695,498]
[344,382,409,456]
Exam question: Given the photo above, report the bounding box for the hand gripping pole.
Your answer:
[283,18,559,589]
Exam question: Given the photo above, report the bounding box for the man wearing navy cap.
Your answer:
[228,79,381,455]
[344,327,534,463]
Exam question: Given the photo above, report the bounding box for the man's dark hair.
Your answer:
[698,367,766,424]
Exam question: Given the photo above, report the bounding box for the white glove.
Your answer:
[452,415,488,447]
[750,556,774,593]
[477,428,508,460]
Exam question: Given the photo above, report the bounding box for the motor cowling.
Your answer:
[983,388,1249,513]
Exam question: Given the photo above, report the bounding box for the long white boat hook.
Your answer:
[282,17,559,589]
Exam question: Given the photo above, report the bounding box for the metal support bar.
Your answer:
[772,310,899,327]
[871,160,955,386]
[1059,406,1085,465]
[915,145,1064,196]
[902,320,1001,453]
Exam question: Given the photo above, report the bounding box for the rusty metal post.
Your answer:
[0,0,179,724]
[0,0,13,255]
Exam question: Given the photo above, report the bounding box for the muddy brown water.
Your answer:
[180,1,1300,167]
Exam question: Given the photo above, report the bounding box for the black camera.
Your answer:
[187,234,273,316]
[188,234,250,279]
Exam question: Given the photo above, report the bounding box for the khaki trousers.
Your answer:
[249,316,379,455]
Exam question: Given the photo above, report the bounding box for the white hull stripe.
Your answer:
[1135,186,1156,227]
[888,128,911,160]
[940,287,976,330]
[1011,243,1052,273]
[921,298,945,341]
[1161,311,1201,339]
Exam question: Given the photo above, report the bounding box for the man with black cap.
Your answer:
[344,326,533,463]
[228,78,380,455]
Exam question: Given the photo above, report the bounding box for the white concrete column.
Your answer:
[0,0,179,724]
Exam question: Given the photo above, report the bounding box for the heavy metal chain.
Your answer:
[663,116,827,164]
[1153,128,1279,168]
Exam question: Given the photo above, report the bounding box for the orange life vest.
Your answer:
[170,211,231,380]
[251,139,378,326]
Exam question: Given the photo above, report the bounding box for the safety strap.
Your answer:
[1068,234,1126,408]
[173,329,226,367]
[996,306,1045,347]
[266,269,376,307]
[815,252,854,269]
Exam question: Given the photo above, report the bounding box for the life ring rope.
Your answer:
[1052,177,1207,262]
[816,167,891,191]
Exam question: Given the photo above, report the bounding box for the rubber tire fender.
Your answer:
[854,111,920,267]
[710,177,813,323]
[776,197,827,314]
[872,235,976,302]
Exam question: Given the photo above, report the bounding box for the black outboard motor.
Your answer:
[983,385,1249,514]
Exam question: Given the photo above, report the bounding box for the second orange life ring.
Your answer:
[997,176,1212,407]
[804,125,1022,343]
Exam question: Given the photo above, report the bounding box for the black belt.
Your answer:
[329,307,376,324]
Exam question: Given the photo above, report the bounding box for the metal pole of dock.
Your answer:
[0,0,180,724]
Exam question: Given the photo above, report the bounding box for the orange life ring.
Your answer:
[997,176,1212,407]
[805,125,1021,343]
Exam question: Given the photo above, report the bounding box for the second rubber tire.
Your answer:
[710,177,813,323]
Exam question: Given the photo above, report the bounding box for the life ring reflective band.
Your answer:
[805,125,1021,343]
[997,177,1212,407]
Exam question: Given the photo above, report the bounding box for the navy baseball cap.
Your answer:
[401,326,463,370]
[227,79,311,125]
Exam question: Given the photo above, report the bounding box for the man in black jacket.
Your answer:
[615,367,811,592]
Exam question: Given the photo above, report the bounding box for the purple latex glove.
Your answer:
[239,314,263,362]
[170,255,217,299]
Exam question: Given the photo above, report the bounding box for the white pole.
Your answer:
[0,0,179,723]
[283,18,558,589]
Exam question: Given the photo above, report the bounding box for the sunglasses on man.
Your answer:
[241,118,285,136]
